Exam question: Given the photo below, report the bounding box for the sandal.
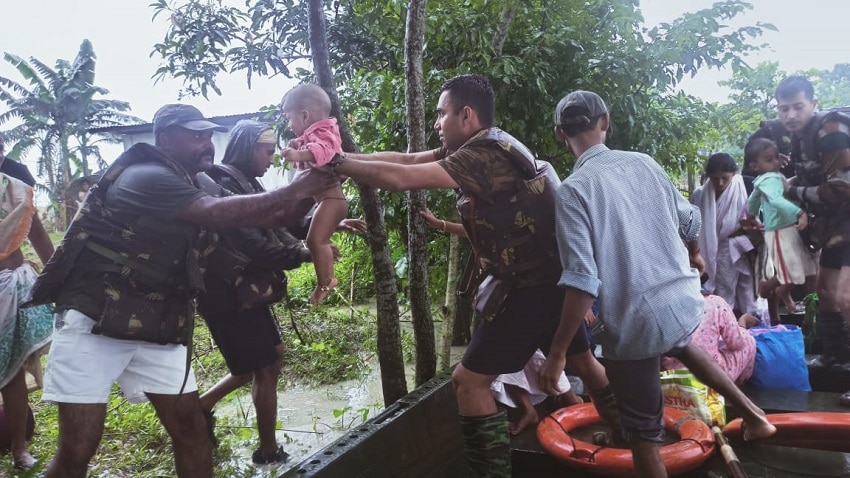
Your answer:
[252,445,290,465]
[13,453,36,471]
[15,453,38,471]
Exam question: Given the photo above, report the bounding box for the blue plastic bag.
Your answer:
[748,324,811,391]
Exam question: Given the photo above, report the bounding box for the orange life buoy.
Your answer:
[723,412,850,453]
[537,403,715,477]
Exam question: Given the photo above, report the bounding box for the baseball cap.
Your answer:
[152,104,227,137]
[555,90,609,126]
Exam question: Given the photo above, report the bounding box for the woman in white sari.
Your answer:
[691,153,755,315]
[0,170,54,470]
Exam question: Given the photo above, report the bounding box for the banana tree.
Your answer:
[0,39,141,227]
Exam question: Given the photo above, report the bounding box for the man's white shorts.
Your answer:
[42,309,198,404]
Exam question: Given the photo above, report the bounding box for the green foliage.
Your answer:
[277,302,376,385]
[284,228,378,305]
[152,0,773,179]
[0,40,141,216]
[807,63,850,109]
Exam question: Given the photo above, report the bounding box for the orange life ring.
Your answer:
[537,403,715,477]
[722,412,850,453]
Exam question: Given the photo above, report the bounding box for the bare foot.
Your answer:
[553,390,584,408]
[310,277,339,305]
[13,450,36,470]
[742,415,777,441]
[508,407,539,435]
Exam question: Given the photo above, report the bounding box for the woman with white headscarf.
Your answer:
[691,153,755,315]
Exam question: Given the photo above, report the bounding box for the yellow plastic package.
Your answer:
[660,369,726,426]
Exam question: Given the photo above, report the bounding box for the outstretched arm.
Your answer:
[345,149,442,165]
[179,165,341,230]
[334,156,458,191]
[419,208,467,237]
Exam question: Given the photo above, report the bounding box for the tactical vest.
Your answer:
[459,128,562,287]
[791,111,850,248]
[27,143,212,345]
[196,164,290,309]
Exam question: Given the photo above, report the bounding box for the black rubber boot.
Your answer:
[459,410,511,478]
[588,384,625,446]
[832,316,850,373]
[809,311,844,369]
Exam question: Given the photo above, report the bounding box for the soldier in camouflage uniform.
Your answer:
[29,105,331,478]
[756,77,850,405]
[330,74,614,477]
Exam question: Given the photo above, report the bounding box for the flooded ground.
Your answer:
[217,346,467,476]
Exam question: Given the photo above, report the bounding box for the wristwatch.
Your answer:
[328,153,346,173]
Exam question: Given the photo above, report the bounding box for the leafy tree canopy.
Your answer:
[151,0,775,177]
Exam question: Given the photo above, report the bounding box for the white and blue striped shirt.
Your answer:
[556,144,704,360]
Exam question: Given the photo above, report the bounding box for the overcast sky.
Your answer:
[1,0,847,174]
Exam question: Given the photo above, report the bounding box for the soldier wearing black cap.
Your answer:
[30,104,331,478]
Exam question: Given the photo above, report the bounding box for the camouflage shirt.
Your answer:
[437,128,562,287]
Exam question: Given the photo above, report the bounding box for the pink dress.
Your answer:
[662,295,756,384]
[291,118,343,195]
[290,118,342,167]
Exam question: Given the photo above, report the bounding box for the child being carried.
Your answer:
[281,85,348,304]
[745,137,817,314]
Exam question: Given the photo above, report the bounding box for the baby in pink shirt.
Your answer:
[281,85,347,304]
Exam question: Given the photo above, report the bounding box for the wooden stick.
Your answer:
[712,425,748,478]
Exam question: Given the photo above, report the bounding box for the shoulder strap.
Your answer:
[464,128,539,179]
[214,163,258,193]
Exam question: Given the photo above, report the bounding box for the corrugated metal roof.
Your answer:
[88,111,275,135]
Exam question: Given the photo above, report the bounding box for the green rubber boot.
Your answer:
[459,410,511,478]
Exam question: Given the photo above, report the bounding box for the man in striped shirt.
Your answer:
[539,90,776,477]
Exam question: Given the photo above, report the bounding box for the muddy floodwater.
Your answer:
[220,347,466,476]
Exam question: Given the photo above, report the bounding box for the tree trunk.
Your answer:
[492,6,516,56]
[453,243,475,345]
[403,0,436,386]
[440,229,461,370]
[58,130,73,230]
[307,0,408,406]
